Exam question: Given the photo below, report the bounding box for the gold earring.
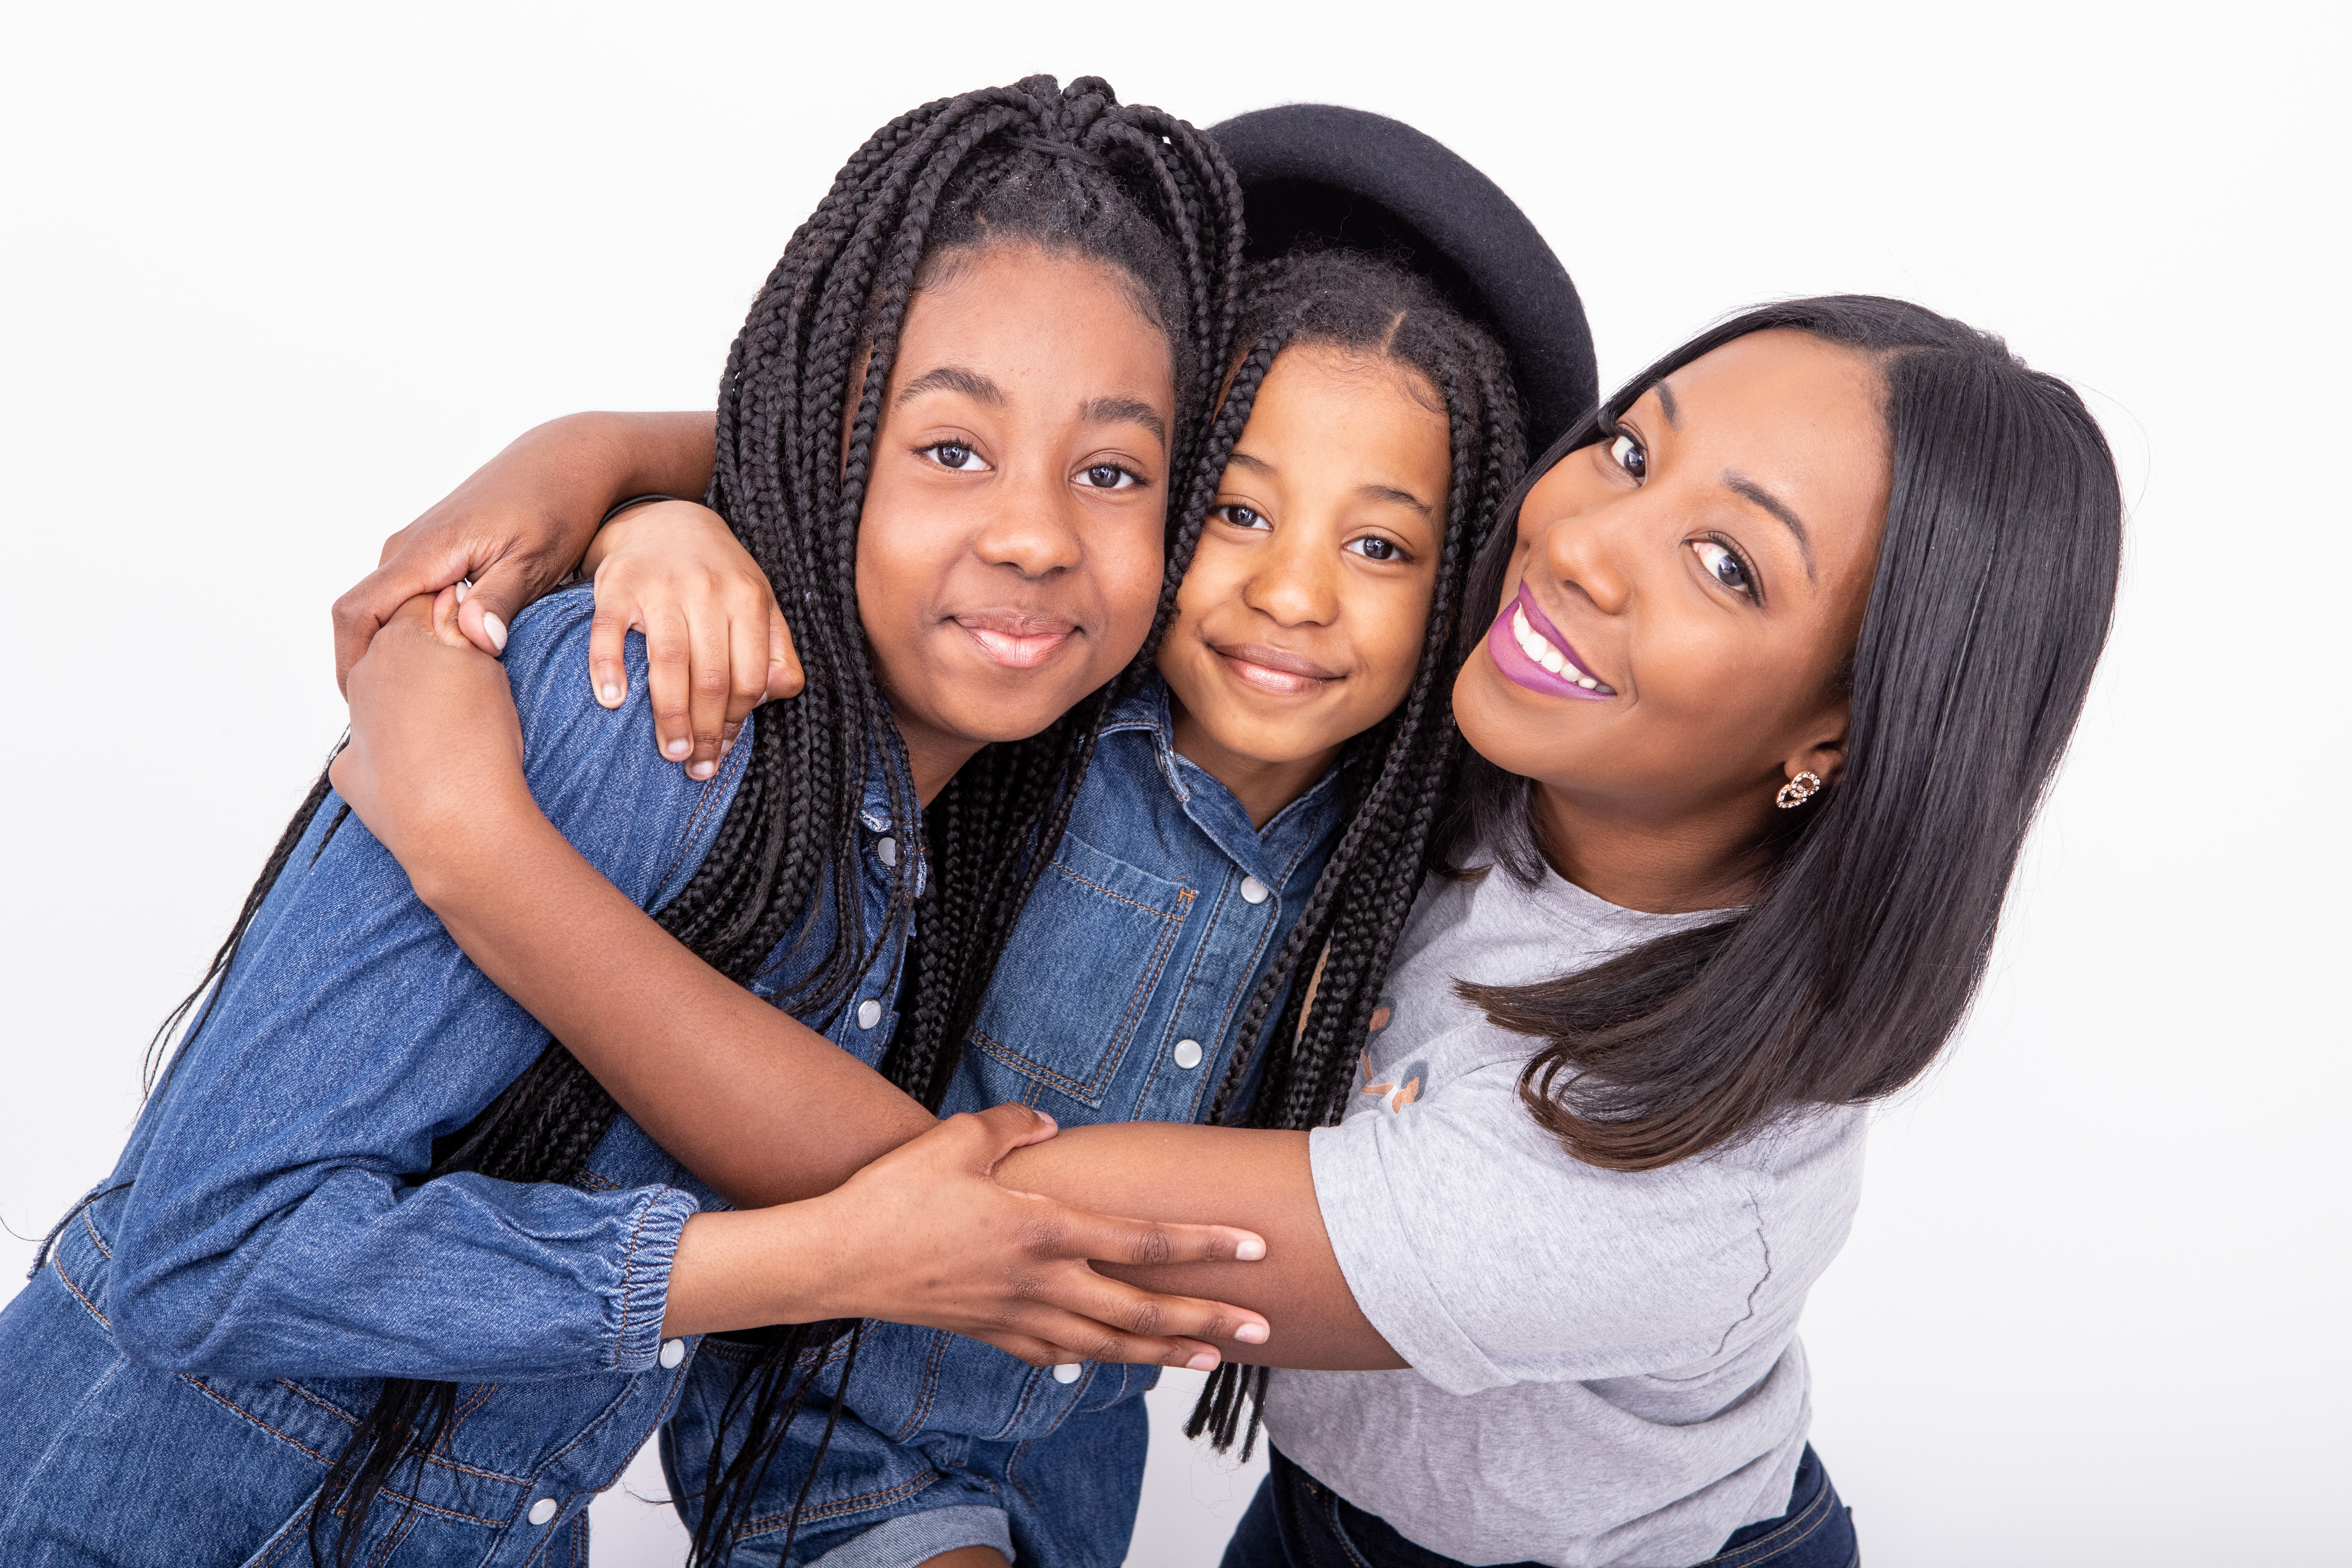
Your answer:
[1775,771,1823,809]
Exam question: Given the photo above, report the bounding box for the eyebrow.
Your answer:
[896,365,1003,407]
[1222,450,1433,516]
[1081,395,1167,450]
[1359,483,1433,516]
[1654,380,1680,427]
[1722,469,1816,581]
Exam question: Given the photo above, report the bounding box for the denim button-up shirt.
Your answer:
[0,585,916,1567]
[721,678,1346,1568]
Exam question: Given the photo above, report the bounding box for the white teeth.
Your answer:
[1511,604,1602,689]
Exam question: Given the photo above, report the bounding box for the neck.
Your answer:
[898,724,985,810]
[1167,693,1335,831]
[1532,783,1773,916]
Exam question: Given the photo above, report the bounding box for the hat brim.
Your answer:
[1210,104,1597,451]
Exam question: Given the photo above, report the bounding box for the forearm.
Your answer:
[503,411,720,566]
[410,797,933,1207]
[998,1125,1404,1371]
[413,817,1391,1365]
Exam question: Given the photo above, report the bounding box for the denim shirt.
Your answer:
[695,678,1346,1568]
[0,585,917,1568]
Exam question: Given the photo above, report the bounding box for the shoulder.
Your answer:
[499,585,753,911]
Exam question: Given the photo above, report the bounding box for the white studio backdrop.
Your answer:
[2,4,2343,1563]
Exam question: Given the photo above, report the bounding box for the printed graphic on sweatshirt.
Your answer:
[1357,994,1426,1113]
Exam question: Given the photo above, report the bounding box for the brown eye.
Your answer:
[922,442,986,472]
[1215,504,1269,530]
[1080,462,1141,490]
[1692,539,1755,597]
[1608,432,1646,480]
[1346,536,1406,562]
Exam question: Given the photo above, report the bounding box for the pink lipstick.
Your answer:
[1484,585,1616,701]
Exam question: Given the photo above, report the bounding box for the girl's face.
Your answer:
[1158,345,1449,798]
[1453,329,1890,835]
[857,241,1176,792]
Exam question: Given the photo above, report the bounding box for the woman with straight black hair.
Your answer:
[325,288,2121,1568]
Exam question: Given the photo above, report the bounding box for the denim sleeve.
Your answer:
[106,585,747,1382]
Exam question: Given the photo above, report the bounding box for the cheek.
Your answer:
[1353,578,1435,709]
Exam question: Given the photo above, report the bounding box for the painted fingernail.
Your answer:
[666,740,691,760]
[1234,1322,1268,1344]
[1187,1351,1220,1372]
[454,580,470,604]
[1235,1236,1266,1262]
[599,682,622,706]
[720,738,734,757]
[482,612,508,652]
[689,760,716,780]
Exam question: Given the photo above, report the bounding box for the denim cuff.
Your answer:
[806,1505,1014,1568]
[609,1185,698,1372]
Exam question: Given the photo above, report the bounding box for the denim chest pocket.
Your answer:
[967,832,1192,1110]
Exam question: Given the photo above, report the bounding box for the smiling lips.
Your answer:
[1487,585,1617,701]
[956,611,1076,669]
[1214,642,1340,697]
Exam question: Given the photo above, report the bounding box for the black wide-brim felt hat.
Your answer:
[1209,104,1597,452]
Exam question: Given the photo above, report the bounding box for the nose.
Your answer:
[1242,514,1341,628]
[971,467,1086,579]
[1537,502,1633,617]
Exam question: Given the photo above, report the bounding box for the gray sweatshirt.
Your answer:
[1264,861,1866,1568]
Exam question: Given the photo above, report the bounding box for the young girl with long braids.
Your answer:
[331,290,2121,1568]
[481,243,1531,1566]
[0,77,1284,1568]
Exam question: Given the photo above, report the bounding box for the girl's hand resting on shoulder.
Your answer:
[582,498,799,781]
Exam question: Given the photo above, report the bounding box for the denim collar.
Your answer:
[1099,675,1344,885]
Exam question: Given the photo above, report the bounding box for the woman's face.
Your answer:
[856,240,1175,791]
[1158,344,1448,787]
[1453,329,1892,833]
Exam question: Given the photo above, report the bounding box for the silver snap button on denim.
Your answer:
[527,1498,557,1526]
[1172,1038,1204,1070]
[1052,1363,1083,1384]
[876,836,897,868]
[1239,876,1270,905]
[857,999,883,1030]
[659,1338,686,1369]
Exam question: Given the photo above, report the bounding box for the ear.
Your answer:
[1784,693,1853,789]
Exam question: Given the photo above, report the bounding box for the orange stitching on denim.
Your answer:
[277,1378,361,1427]
[968,885,1188,1102]
[79,1207,112,1258]
[614,1188,676,1364]
[1691,1473,1836,1566]
[885,1329,954,1442]
[178,1377,337,1466]
[1047,862,1191,921]
[49,1251,110,1330]
[738,1468,940,1534]
[1323,1492,1380,1568]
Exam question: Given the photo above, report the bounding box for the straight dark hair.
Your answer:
[1442,295,2123,1172]
[135,76,1243,1568]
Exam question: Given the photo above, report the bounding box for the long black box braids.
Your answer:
[118,77,1246,1568]
[1173,250,1530,1461]
[274,76,1233,1567]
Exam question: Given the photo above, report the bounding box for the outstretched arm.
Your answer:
[334,593,1283,1370]
[336,597,1402,1371]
